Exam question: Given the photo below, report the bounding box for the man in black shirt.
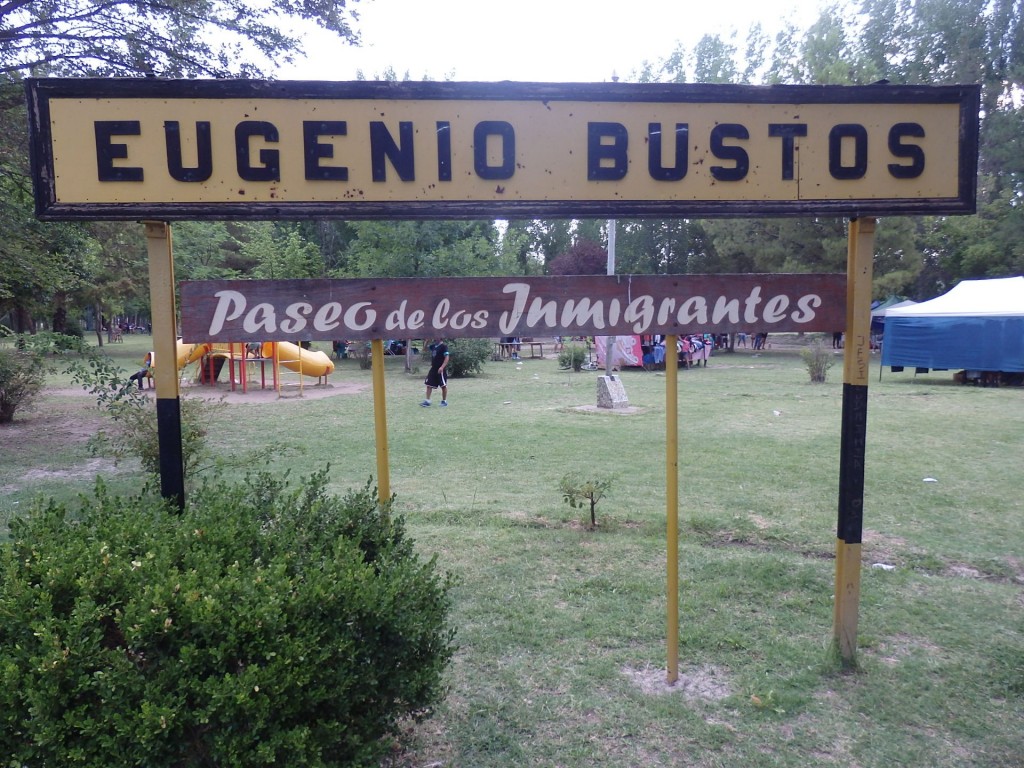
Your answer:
[421,339,449,407]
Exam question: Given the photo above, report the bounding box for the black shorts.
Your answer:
[425,368,447,388]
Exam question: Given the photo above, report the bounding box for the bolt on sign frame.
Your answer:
[26,78,980,673]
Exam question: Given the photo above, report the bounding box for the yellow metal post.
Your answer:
[370,339,391,505]
[834,217,875,663]
[665,334,680,684]
[142,221,185,511]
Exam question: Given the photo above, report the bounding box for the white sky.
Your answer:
[277,0,824,82]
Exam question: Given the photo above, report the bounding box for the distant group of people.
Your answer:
[103,318,150,342]
[641,334,715,368]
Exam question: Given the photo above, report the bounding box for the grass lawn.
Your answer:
[2,333,1022,767]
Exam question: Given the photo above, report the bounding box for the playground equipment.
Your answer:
[175,339,334,394]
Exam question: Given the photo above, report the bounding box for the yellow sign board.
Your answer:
[26,79,979,220]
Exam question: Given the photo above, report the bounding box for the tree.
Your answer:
[692,33,740,84]
[546,238,607,275]
[0,1,366,334]
[243,223,324,280]
[341,220,501,278]
[0,1,364,78]
[72,222,149,346]
[615,219,717,274]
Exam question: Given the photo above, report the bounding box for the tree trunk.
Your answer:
[52,298,67,335]
[94,303,105,347]
[13,305,32,334]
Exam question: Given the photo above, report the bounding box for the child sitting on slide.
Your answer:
[129,352,154,390]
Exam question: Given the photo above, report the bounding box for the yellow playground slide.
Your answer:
[260,341,334,378]
[175,340,335,378]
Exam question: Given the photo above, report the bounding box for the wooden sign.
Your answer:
[26,79,979,220]
[180,274,846,342]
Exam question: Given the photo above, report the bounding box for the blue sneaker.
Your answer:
[440,400,448,407]
[420,400,431,407]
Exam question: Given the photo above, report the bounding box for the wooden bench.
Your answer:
[494,340,544,359]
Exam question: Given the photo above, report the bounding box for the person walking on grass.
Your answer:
[421,338,449,407]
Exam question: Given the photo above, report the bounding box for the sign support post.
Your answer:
[143,221,186,511]
[370,339,392,508]
[665,334,680,684]
[833,216,875,663]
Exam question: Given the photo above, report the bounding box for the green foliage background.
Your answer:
[4,0,1024,338]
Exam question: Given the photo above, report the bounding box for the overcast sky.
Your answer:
[277,0,824,82]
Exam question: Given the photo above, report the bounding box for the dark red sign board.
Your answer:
[180,274,845,342]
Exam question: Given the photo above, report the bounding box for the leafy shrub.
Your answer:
[67,350,214,477]
[20,330,88,355]
[559,472,612,528]
[0,346,46,423]
[66,346,148,411]
[438,338,491,377]
[558,343,587,371]
[0,471,455,768]
[800,340,836,383]
[101,395,214,477]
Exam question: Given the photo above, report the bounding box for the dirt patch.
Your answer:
[1,395,106,449]
[22,457,122,482]
[621,664,731,702]
[946,562,984,579]
[869,632,944,666]
[46,381,368,404]
[179,380,367,402]
[567,404,645,416]
[862,528,908,564]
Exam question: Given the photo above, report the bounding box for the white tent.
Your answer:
[882,276,1024,372]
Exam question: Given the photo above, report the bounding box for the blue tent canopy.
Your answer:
[882,277,1024,373]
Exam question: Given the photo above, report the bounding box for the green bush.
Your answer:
[800,339,837,383]
[436,338,491,378]
[559,472,612,528]
[558,343,587,371]
[0,346,46,424]
[20,330,88,355]
[67,350,214,478]
[0,471,455,768]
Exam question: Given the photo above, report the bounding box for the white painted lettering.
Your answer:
[208,290,247,336]
[386,300,411,330]
[792,294,821,323]
[608,298,621,326]
[500,283,531,334]
[678,296,708,324]
[743,286,763,324]
[280,301,312,334]
[763,294,790,323]
[560,298,606,329]
[448,309,473,330]
[623,295,654,333]
[244,303,277,334]
[344,302,375,330]
[526,296,559,328]
[712,296,741,325]
[313,302,343,331]
[656,297,676,326]
[432,298,452,329]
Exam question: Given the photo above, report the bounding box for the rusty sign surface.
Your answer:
[180,274,846,342]
[26,79,979,220]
